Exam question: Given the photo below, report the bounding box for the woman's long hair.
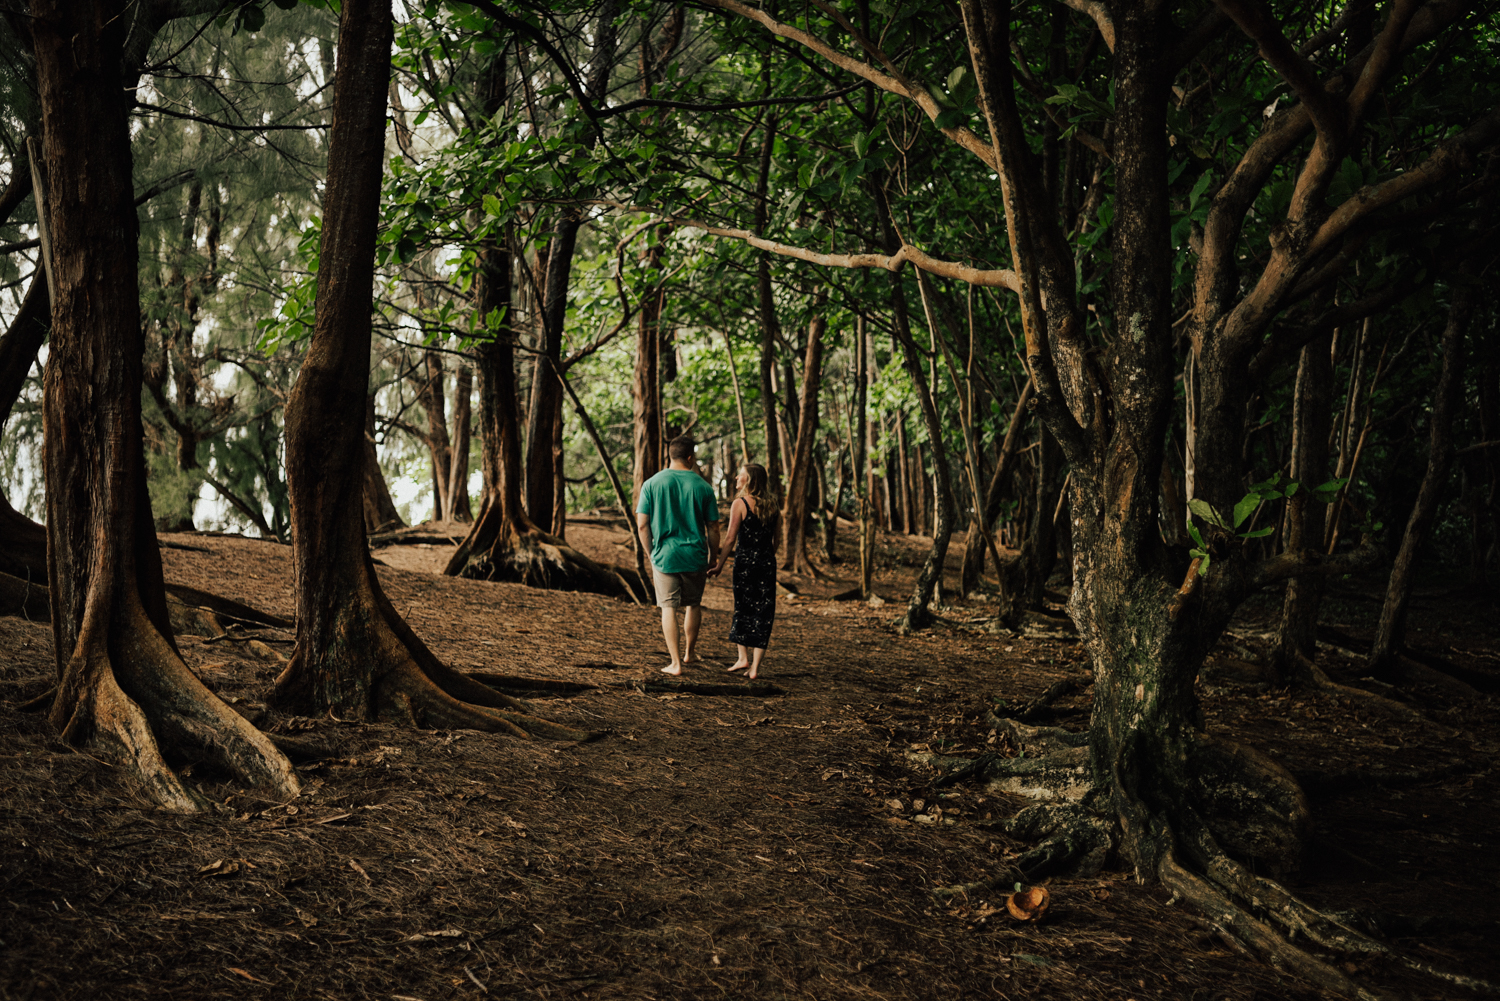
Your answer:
[739,462,781,545]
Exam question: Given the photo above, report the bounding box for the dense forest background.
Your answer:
[3,1,1499,995]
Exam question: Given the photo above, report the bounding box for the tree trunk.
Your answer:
[363,395,405,533]
[781,304,826,573]
[271,0,586,743]
[1272,331,1334,685]
[1369,287,1475,675]
[34,0,297,811]
[446,363,473,522]
[854,315,874,596]
[0,272,50,582]
[960,380,1031,595]
[413,348,452,523]
[894,412,912,534]
[631,239,663,503]
[754,116,783,496]
[442,65,630,598]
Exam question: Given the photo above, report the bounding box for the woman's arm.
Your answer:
[710,498,745,576]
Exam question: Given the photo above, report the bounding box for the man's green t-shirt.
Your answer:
[637,468,718,574]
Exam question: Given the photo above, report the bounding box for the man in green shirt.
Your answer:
[636,435,720,675]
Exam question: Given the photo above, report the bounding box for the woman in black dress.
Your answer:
[710,463,779,679]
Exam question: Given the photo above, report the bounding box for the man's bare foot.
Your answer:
[660,664,683,676]
[727,661,749,673]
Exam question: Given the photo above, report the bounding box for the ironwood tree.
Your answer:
[30,0,298,811]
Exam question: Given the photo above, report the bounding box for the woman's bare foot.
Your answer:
[660,664,683,676]
[727,661,749,673]
[747,666,760,680]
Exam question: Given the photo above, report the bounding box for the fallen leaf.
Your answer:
[348,859,371,883]
[403,928,464,943]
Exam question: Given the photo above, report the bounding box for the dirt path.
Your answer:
[2,521,1497,999]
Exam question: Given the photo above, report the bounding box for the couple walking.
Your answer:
[635,435,778,679]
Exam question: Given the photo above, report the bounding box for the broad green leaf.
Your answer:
[1238,526,1275,539]
[1232,495,1258,528]
[1188,498,1225,528]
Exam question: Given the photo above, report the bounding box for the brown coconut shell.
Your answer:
[1005,885,1050,922]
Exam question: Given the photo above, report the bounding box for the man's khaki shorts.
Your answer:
[652,568,707,608]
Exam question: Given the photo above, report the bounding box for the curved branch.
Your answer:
[1306,104,1500,261]
[1251,534,1383,590]
[1213,0,1343,139]
[697,0,1000,169]
[1054,0,1115,51]
[593,200,1021,289]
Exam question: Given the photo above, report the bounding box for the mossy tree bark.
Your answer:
[33,0,297,811]
[271,1,586,741]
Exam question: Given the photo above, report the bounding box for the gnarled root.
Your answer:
[447,512,645,601]
[274,561,597,744]
[52,592,300,813]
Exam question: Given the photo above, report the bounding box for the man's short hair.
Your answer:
[668,435,696,461]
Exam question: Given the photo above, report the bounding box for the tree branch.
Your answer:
[1053,0,1115,52]
[697,0,1000,169]
[134,101,327,132]
[593,199,1021,290]
[1213,0,1343,138]
[1252,534,1383,589]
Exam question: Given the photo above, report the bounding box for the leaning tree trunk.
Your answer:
[33,0,297,811]
[781,305,826,573]
[1272,331,1334,686]
[271,0,587,741]
[0,272,50,582]
[1369,285,1475,677]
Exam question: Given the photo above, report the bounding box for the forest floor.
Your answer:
[2,515,1499,1000]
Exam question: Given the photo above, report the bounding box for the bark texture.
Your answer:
[34,0,297,811]
[272,0,586,742]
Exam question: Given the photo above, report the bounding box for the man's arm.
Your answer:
[636,512,652,567]
[706,519,721,570]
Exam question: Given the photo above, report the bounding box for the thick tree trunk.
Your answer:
[781,306,826,573]
[363,395,405,533]
[1272,332,1334,685]
[960,380,1031,595]
[34,0,297,811]
[271,0,586,743]
[1369,287,1475,675]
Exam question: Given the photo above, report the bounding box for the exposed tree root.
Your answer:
[0,569,50,621]
[990,674,1090,723]
[52,593,300,814]
[915,731,1486,997]
[447,522,645,602]
[273,556,597,744]
[163,584,293,629]
[1292,760,1469,798]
